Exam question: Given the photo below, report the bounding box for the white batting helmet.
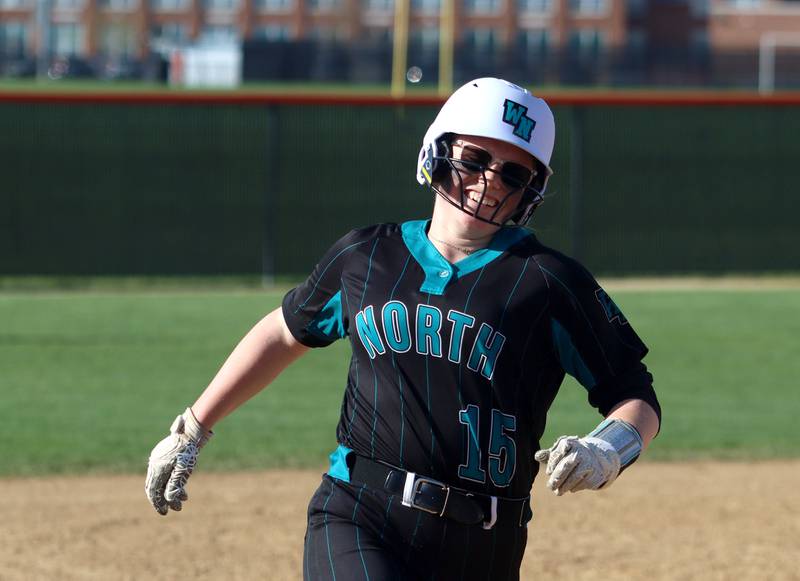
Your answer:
[416,78,555,226]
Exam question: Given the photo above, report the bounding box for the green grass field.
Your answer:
[1,285,798,476]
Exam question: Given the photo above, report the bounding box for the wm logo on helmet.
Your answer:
[502,99,536,142]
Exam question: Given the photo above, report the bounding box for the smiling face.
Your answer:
[434,134,537,230]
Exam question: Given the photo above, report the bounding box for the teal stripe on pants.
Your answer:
[352,485,370,581]
[323,486,337,581]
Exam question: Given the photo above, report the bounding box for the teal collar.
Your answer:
[400,219,532,295]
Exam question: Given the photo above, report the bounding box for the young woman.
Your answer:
[146,78,660,581]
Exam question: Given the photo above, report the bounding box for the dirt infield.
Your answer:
[1,461,798,580]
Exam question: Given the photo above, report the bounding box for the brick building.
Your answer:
[0,0,626,59]
[0,0,799,85]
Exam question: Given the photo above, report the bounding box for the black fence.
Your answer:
[1,94,799,278]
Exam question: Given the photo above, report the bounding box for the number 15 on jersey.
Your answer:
[458,405,517,487]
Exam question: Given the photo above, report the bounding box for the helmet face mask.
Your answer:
[424,133,546,227]
[417,78,555,227]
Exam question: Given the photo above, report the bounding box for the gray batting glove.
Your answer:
[145,407,213,515]
[534,435,620,496]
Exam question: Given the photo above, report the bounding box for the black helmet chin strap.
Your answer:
[429,179,535,228]
[511,185,545,226]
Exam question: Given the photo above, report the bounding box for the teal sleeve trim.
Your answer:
[400,219,533,295]
[327,443,353,482]
[551,318,596,390]
[307,290,345,341]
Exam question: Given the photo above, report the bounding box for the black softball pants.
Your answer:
[303,475,529,581]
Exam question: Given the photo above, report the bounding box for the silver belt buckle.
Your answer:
[401,472,450,516]
[482,496,498,530]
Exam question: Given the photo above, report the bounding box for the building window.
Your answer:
[99,0,139,9]
[150,0,190,10]
[252,25,292,40]
[517,28,549,56]
[518,0,552,13]
[569,0,607,16]
[255,0,293,11]
[689,0,708,17]
[53,0,86,9]
[410,25,439,51]
[51,22,85,56]
[364,0,394,11]
[464,0,502,15]
[569,28,605,58]
[204,0,240,10]
[200,25,240,44]
[626,0,645,18]
[464,27,498,55]
[725,0,762,8]
[307,25,343,41]
[100,22,138,56]
[412,0,440,15]
[0,21,28,58]
[0,0,32,8]
[151,22,188,43]
[307,0,341,11]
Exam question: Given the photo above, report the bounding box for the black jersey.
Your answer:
[283,220,659,500]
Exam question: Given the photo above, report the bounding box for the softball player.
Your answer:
[146,78,661,581]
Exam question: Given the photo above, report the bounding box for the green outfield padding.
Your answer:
[1,101,798,276]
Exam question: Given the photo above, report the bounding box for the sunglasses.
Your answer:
[449,142,537,189]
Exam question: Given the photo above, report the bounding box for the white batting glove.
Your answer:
[534,435,621,496]
[145,407,213,515]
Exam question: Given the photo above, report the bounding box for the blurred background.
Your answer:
[1,0,800,89]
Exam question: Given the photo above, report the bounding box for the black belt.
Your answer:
[349,454,531,529]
